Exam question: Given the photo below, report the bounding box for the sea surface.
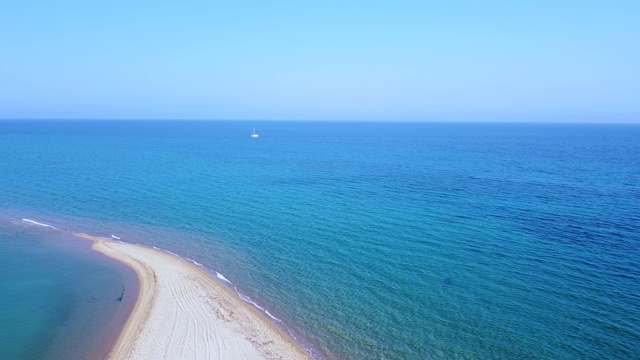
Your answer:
[0,120,639,359]
[0,217,137,359]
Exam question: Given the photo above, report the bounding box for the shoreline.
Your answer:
[73,233,312,360]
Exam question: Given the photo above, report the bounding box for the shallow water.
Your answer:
[0,218,137,359]
[1,120,639,359]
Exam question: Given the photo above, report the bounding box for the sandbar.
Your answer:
[73,233,312,360]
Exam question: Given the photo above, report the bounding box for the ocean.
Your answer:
[0,217,137,359]
[0,120,638,359]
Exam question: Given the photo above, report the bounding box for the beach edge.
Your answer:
[73,233,312,360]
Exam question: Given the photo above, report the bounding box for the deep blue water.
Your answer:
[1,120,639,359]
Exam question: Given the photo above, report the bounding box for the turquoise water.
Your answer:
[0,217,137,359]
[1,120,639,359]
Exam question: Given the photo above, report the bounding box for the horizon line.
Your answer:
[1,118,639,124]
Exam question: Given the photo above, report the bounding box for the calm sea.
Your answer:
[0,216,137,359]
[0,120,638,359]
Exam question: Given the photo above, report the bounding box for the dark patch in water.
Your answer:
[116,287,125,302]
[443,277,453,286]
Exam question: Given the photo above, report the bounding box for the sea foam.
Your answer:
[187,258,203,267]
[22,218,58,229]
[216,272,233,285]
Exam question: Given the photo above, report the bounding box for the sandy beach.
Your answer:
[73,233,311,360]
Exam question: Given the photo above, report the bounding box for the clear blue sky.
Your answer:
[0,1,638,121]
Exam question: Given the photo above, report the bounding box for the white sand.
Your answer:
[74,234,311,360]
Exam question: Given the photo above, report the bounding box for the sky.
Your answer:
[0,1,638,122]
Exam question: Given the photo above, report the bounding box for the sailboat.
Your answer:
[251,127,259,138]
